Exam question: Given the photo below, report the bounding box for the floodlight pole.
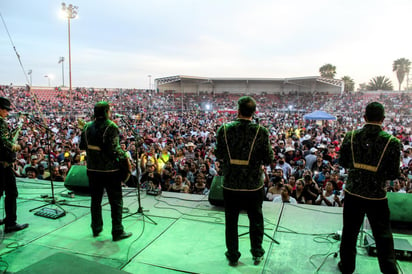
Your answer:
[68,16,72,109]
[61,2,78,117]
[59,57,65,87]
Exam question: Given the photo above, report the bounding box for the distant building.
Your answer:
[155,75,343,95]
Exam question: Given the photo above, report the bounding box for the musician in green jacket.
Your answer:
[338,102,401,274]
[215,96,274,266]
[79,101,132,241]
[0,97,29,233]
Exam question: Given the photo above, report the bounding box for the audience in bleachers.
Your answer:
[1,84,412,207]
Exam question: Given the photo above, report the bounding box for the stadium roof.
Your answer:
[156,75,343,88]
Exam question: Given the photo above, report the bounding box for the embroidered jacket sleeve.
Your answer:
[0,117,14,162]
[0,117,13,151]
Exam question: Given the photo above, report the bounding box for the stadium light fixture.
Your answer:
[58,57,65,87]
[28,70,32,85]
[61,2,78,115]
[44,74,54,87]
[148,75,152,90]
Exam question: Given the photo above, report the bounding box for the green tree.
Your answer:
[341,76,355,92]
[392,58,411,91]
[319,64,336,79]
[358,83,367,91]
[366,76,393,91]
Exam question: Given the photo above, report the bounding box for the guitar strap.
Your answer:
[85,123,110,153]
[85,122,125,166]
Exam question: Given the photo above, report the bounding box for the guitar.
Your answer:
[119,157,132,183]
[77,117,86,129]
[3,115,25,162]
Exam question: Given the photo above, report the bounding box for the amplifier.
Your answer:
[364,234,412,261]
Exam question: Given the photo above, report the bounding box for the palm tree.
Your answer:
[319,64,336,79]
[392,58,411,91]
[341,76,355,92]
[366,76,393,91]
[358,83,367,91]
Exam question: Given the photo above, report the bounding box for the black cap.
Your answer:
[94,101,110,120]
[0,97,12,111]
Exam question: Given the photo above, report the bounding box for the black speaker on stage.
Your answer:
[387,192,412,223]
[208,176,224,206]
[64,165,89,192]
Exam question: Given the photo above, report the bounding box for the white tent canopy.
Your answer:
[303,110,336,121]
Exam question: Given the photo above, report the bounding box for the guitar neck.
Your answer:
[11,119,24,144]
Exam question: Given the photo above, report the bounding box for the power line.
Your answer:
[0,12,30,86]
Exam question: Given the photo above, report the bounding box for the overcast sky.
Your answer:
[1,0,411,89]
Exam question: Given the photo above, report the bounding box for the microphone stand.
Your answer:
[238,201,281,245]
[118,115,157,225]
[27,115,66,215]
[271,201,285,244]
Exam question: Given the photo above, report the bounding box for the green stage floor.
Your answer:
[0,178,411,273]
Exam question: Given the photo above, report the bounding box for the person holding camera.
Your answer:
[315,181,342,207]
[292,158,306,180]
[140,161,161,191]
[338,102,401,274]
[215,96,274,266]
[301,170,320,204]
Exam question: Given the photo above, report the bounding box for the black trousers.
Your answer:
[87,170,124,236]
[340,192,398,274]
[223,187,265,261]
[0,165,18,226]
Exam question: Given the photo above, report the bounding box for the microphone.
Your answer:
[114,113,126,118]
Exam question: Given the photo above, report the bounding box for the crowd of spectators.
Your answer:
[1,84,412,207]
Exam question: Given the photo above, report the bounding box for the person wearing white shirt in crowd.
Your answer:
[200,126,209,140]
[305,147,318,170]
[398,177,408,193]
[273,185,297,204]
[390,179,407,193]
[401,146,411,167]
[276,154,292,180]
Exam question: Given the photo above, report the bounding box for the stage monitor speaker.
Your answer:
[364,234,412,261]
[387,192,412,223]
[209,176,224,206]
[16,252,131,274]
[64,165,89,192]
